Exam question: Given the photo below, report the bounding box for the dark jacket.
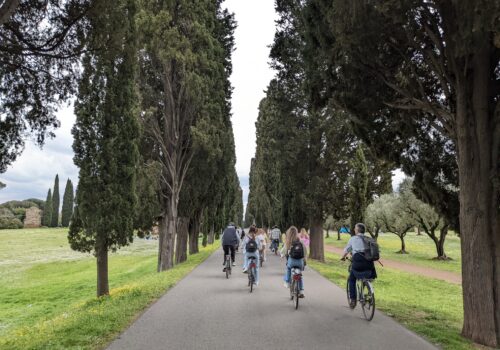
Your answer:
[352,253,377,279]
[222,226,239,246]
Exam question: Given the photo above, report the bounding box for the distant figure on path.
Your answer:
[270,225,281,252]
[281,226,306,298]
[221,222,239,270]
[257,228,268,262]
[299,228,310,248]
[341,223,377,308]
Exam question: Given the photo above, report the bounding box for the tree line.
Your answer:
[0,1,242,298]
[245,1,499,347]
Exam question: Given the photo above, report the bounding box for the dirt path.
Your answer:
[325,245,462,285]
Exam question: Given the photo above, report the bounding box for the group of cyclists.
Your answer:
[221,222,311,298]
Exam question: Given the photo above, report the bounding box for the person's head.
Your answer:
[272,225,278,229]
[228,222,235,227]
[285,226,299,248]
[355,223,366,235]
[257,228,265,236]
[248,225,257,238]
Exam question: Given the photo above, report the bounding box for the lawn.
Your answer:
[325,231,462,274]
[0,228,218,350]
[309,251,473,350]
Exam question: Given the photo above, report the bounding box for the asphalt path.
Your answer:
[107,249,438,350]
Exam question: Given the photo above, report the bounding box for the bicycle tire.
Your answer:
[290,280,294,300]
[226,267,229,279]
[346,279,356,309]
[295,279,300,309]
[361,281,375,321]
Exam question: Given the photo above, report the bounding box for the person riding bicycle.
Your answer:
[281,226,306,298]
[241,226,261,285]
[221,222,240,271]
[340,223,377,308]
[270,225,281,252]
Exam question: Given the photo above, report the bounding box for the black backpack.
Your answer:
[246,239,257,252]
[289,241,305,259]
[362,236,380,261]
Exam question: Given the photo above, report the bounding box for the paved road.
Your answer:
[107,250,438,350]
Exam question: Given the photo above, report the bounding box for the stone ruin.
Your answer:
[24,206,42,228]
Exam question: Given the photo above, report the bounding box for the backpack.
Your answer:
[289,241,305,259]
[246,239,257,253]
[361,236,380,261]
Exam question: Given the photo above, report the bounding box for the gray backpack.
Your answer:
[361,236,380,261]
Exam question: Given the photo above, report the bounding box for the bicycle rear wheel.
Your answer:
[295,280,300,309]
[361,281,375,321]
[290,280,295,300]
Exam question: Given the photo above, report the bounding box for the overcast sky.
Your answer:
[0,1,403,207]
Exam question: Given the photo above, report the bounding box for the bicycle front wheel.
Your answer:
[361,281,375,321]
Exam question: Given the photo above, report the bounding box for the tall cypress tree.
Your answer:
[50,174,60,227]
[69,0,139,297]
[42,189,52,227]
[349,145,369,231]
[61,179,74,227]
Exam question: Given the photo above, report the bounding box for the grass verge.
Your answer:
[0,229,218,350]
[309,251,473,350]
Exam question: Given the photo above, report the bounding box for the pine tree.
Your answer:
[42,189,52,227]
[61,179,74,227]
[69,0,139,297]
[50,174,60,227]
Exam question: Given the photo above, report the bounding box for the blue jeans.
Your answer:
[244,252,260,283]
[285,257,304,290]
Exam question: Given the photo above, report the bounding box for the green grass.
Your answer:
[325,231,462,274]
[309,251,473,350]
[0,228,218,350]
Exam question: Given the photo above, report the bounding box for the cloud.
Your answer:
[0,105,78,203]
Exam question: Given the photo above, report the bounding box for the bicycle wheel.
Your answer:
[295,280,300,309]
[346,279,356,309]
[290,280,295,300]
[361,281,375,321]
[226,266,229,279]
[249,271,254,293]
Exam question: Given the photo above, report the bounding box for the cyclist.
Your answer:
[340,223,377,308]
[270,225,281,253]
[241,226,261,285]
[299,228,310,248]
[257,228,267,262]
[221,222,240,271]
[281,226,306,298]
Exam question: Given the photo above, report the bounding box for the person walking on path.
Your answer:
[340,223,377,307]
[281,226,307,298]
[299,228,310,248]
[221,222,240,270]
[257,228,268,262]
[242,226,261,285]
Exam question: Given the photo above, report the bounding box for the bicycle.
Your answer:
[247,256,257,292]
[344,257,375,321]
[223,254,231,279]
[289,267,303,309]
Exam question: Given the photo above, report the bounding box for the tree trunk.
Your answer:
[416,226,422,236]
[309,219,324,261]
[325,227,330,238]
[158,201,176,271]
[337,229,341,241]
[433,225,448,260]
[188,216,200,255]
[397,234,407,254]
[96,243,109,297]
[455,40,500,346]
[208,224,215,244]
[175,217,188,264]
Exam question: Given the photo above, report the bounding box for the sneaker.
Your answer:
[349,299,356,309]
[232,262,236,266]
[223,267,226,272]
[255,282,259,286]
[299,290,305,298]
[284,282,289,289]
[243,268,248,273]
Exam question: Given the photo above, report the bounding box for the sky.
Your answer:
[0,1,404,207]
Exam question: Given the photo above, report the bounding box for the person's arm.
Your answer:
[341,238,353,260]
